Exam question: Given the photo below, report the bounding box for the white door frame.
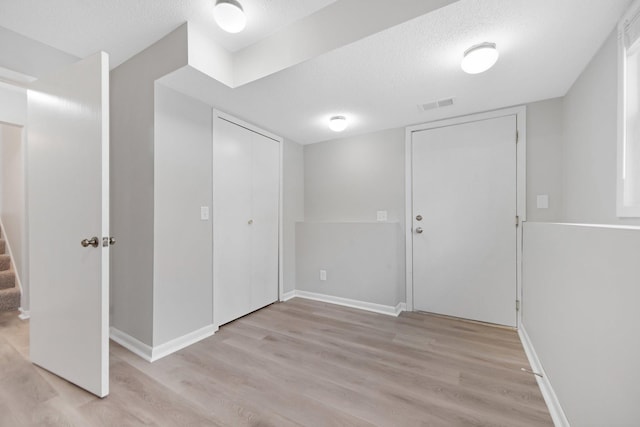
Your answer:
[404,106,526,327]
[211,110,284,313]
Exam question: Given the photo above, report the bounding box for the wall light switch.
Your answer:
[536,195,549,209]
[200,206,210,220]
[320,270,327,281]
[377,211,388,222]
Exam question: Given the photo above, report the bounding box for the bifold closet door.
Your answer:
[213,116,279,326]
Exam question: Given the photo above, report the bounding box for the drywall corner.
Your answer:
[110,24,189,346]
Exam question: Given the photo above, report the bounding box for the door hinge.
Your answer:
[515,215,520,227]
[516,300,521,311]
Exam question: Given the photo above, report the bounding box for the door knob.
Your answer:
[415,227,424,234]
[248,219,254,225]
[416,215,423,221]
[81,237,99,248]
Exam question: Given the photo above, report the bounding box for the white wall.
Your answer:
[153,84,213,345]
[283,139,304,294]
[562,30,640,226]
[110,25,188,345]
[522,222,640,426]
[0,82,27,126]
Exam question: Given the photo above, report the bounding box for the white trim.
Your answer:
[518,326,571,427]
[281,290,296,301]
[288,290,405,317]
[150,324,217,362]
[18,308,30,320]
[404,106,527,328]
[110,324,218,363]
[109,327,153,362]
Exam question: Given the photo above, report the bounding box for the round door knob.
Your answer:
[81,236,99,248]
[248,219,254,225]
[416,215,423,221]
[415,227,424,234]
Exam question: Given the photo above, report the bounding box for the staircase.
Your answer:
[0,227,20,312]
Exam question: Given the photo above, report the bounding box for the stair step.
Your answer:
[0,287,20,312]
[0,239,5,254]
[0,270,14,290]
[0,255,9,271]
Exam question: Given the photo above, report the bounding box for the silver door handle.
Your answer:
[81,236,99,248]
[415,227,424,234]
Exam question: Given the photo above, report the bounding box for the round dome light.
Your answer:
[214,0,247,34]
[329,116,348,132]
[461,42,499,74]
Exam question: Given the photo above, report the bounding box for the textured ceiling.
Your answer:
[161,0,631,144]
[0,0,337,67]
[0,0,632,144]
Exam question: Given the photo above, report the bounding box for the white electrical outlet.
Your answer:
[200,206,209,220]
[320,270,327,281]
[377,210,388,221]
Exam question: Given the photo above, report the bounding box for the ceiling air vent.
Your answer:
[419,97,455,112]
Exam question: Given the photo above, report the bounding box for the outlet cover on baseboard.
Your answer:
[320,270,327,281]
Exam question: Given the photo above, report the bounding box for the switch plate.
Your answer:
[320,270,327,281]
[200,206,209,220]
[377,210,388,221]
[536,195,549,209]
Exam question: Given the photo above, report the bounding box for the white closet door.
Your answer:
[213,117,252,326]
[213,115,279,326]
[250,131,279,312]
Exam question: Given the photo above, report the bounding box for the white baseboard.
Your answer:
[287,290,405,317]
[18,307,30,320]
[110,327,153,362]
[110,324,218,363]
[518,326,570,427]
[281,290,296,302]
[151,324,217,362]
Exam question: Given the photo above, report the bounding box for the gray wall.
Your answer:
[304,128,405,224]
[526,98,564,222]
[523,223,640,426]
[562,30,640,226]
[153,84,213,345]
[110,25,188,345]
[283,139,304,294]
[300,128,405,306]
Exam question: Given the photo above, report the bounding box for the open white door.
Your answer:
[27,52,110,397]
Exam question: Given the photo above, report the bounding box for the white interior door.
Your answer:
[213,115,279,326]
[411,115,517,327]
[28,52,110,397]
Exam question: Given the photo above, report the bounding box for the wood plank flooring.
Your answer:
[0,298,553,426]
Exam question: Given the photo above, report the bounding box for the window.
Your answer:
[618,1,640,217]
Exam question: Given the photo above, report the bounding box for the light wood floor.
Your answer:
[0,298,552,426]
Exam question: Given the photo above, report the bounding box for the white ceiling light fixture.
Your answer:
[461,42,499,74]
[214,0,247,34]
[329,116,348,132]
